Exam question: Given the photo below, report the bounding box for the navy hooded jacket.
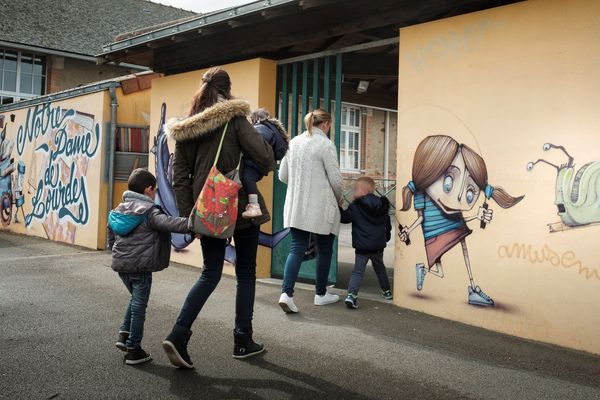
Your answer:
[340,194,392,253]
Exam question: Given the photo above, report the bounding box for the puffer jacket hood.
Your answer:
[355,194,390,218]
[108,191,155,236]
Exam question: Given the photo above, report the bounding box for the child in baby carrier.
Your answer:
[242,108,288,218]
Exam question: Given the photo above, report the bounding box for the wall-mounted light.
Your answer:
[357,80,370,94]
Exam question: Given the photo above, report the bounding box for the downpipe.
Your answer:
[106,84,118,249]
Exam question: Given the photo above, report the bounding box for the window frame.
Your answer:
[0,49,46,105]
[339,104,362,173]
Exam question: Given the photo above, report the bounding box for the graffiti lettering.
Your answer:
[16,102,100,229]
[16,103,75,155]
[26,162,89,226]
[497,242,600,282]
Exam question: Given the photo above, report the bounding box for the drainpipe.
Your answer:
[383,111,390,188]
[107,84,118,249]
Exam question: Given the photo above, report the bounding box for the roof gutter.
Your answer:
[0,81,121,113]
[0,40,149,71]
[98,0,298,57]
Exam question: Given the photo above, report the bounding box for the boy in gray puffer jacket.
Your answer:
[108,168,189,365]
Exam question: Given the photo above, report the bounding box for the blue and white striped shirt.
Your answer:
[414,193,466,240]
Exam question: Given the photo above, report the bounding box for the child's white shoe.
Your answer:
[242,203,262,219]
[314,292,339,306]
[278,293,298,313]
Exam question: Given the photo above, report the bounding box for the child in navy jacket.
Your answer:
[339,177,392,309]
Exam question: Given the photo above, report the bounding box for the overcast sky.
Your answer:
[151,0,252,13]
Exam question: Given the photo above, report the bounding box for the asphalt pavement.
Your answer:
[1,232,599,400]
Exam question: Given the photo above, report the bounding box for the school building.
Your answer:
[1,0,599,356]
[0,0,195,104]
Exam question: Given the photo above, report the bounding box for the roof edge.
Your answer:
[99,0,298,57]
[0,81,120,113]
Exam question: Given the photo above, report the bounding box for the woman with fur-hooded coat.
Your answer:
[161,67,274,369]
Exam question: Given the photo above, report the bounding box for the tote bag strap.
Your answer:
[213,121,244,172]
[213,121,230,167]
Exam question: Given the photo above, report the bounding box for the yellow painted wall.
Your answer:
[0,91,109,249]
[396,0,600,354]
[149,58,278,277]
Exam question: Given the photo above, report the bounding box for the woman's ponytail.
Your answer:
[304,112,314,135]
[188,67,232,116]
[303,109,331,135]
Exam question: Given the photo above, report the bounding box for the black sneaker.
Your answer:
[233,328,265,359]
[115,331,129,352]
[162,325,194,369]
[125,347,152,365]
[345,294,358,309]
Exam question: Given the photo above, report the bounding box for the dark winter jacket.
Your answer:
[107,191,189,273]
[340,194,392,253]
[245,118,288,175]
[166,99,275,230]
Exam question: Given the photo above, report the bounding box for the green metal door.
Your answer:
[271,55,343,284]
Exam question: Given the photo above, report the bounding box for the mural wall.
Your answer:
[396,0,600,354]
[0,92,108,249]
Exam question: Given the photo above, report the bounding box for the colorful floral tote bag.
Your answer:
[188,122,242,238]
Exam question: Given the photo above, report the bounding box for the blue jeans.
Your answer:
[282,228,335,297]
[119,272,152,349]
[176,226,259,331]
[347,251,391,296]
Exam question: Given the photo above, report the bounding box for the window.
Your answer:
[0,49,46,105]
[340,105,361,171]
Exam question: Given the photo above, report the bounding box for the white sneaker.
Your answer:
[278,293,298,313]
[314,292,339,306]
[242,203,262,219]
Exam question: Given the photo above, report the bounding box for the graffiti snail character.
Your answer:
[0,127,16,226]
[399,135,524,306]
[527,143,600,230]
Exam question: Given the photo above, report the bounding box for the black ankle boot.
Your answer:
[162,325,194,368]
[233,328,264,359]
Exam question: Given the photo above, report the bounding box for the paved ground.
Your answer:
[1,232,599,400]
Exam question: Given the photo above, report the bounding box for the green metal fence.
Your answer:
[271,55,343,283]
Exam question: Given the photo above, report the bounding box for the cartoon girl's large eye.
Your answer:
[443,176,453,193]
[466,188,475,204]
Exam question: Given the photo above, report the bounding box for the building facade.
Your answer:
[0,0,195,104]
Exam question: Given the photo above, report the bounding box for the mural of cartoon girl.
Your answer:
[399,135,524,307]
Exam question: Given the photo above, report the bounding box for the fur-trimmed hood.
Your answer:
[165,99,251,142]
[263,118,288,142]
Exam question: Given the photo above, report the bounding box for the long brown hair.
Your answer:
[401,135,523,211]
[304,109,331,135]
[188,67,232,116]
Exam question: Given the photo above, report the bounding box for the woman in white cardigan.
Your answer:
[278,109,344,313]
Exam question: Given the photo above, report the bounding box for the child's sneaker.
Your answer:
[242,203,262,219]
[345,294,358,309]
[115,331,129,352]
[382,289,393,301]
[125,347,152,365]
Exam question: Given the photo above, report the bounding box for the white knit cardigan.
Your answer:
[278,127,343,236]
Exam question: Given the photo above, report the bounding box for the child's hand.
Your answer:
[477,206,493,224]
